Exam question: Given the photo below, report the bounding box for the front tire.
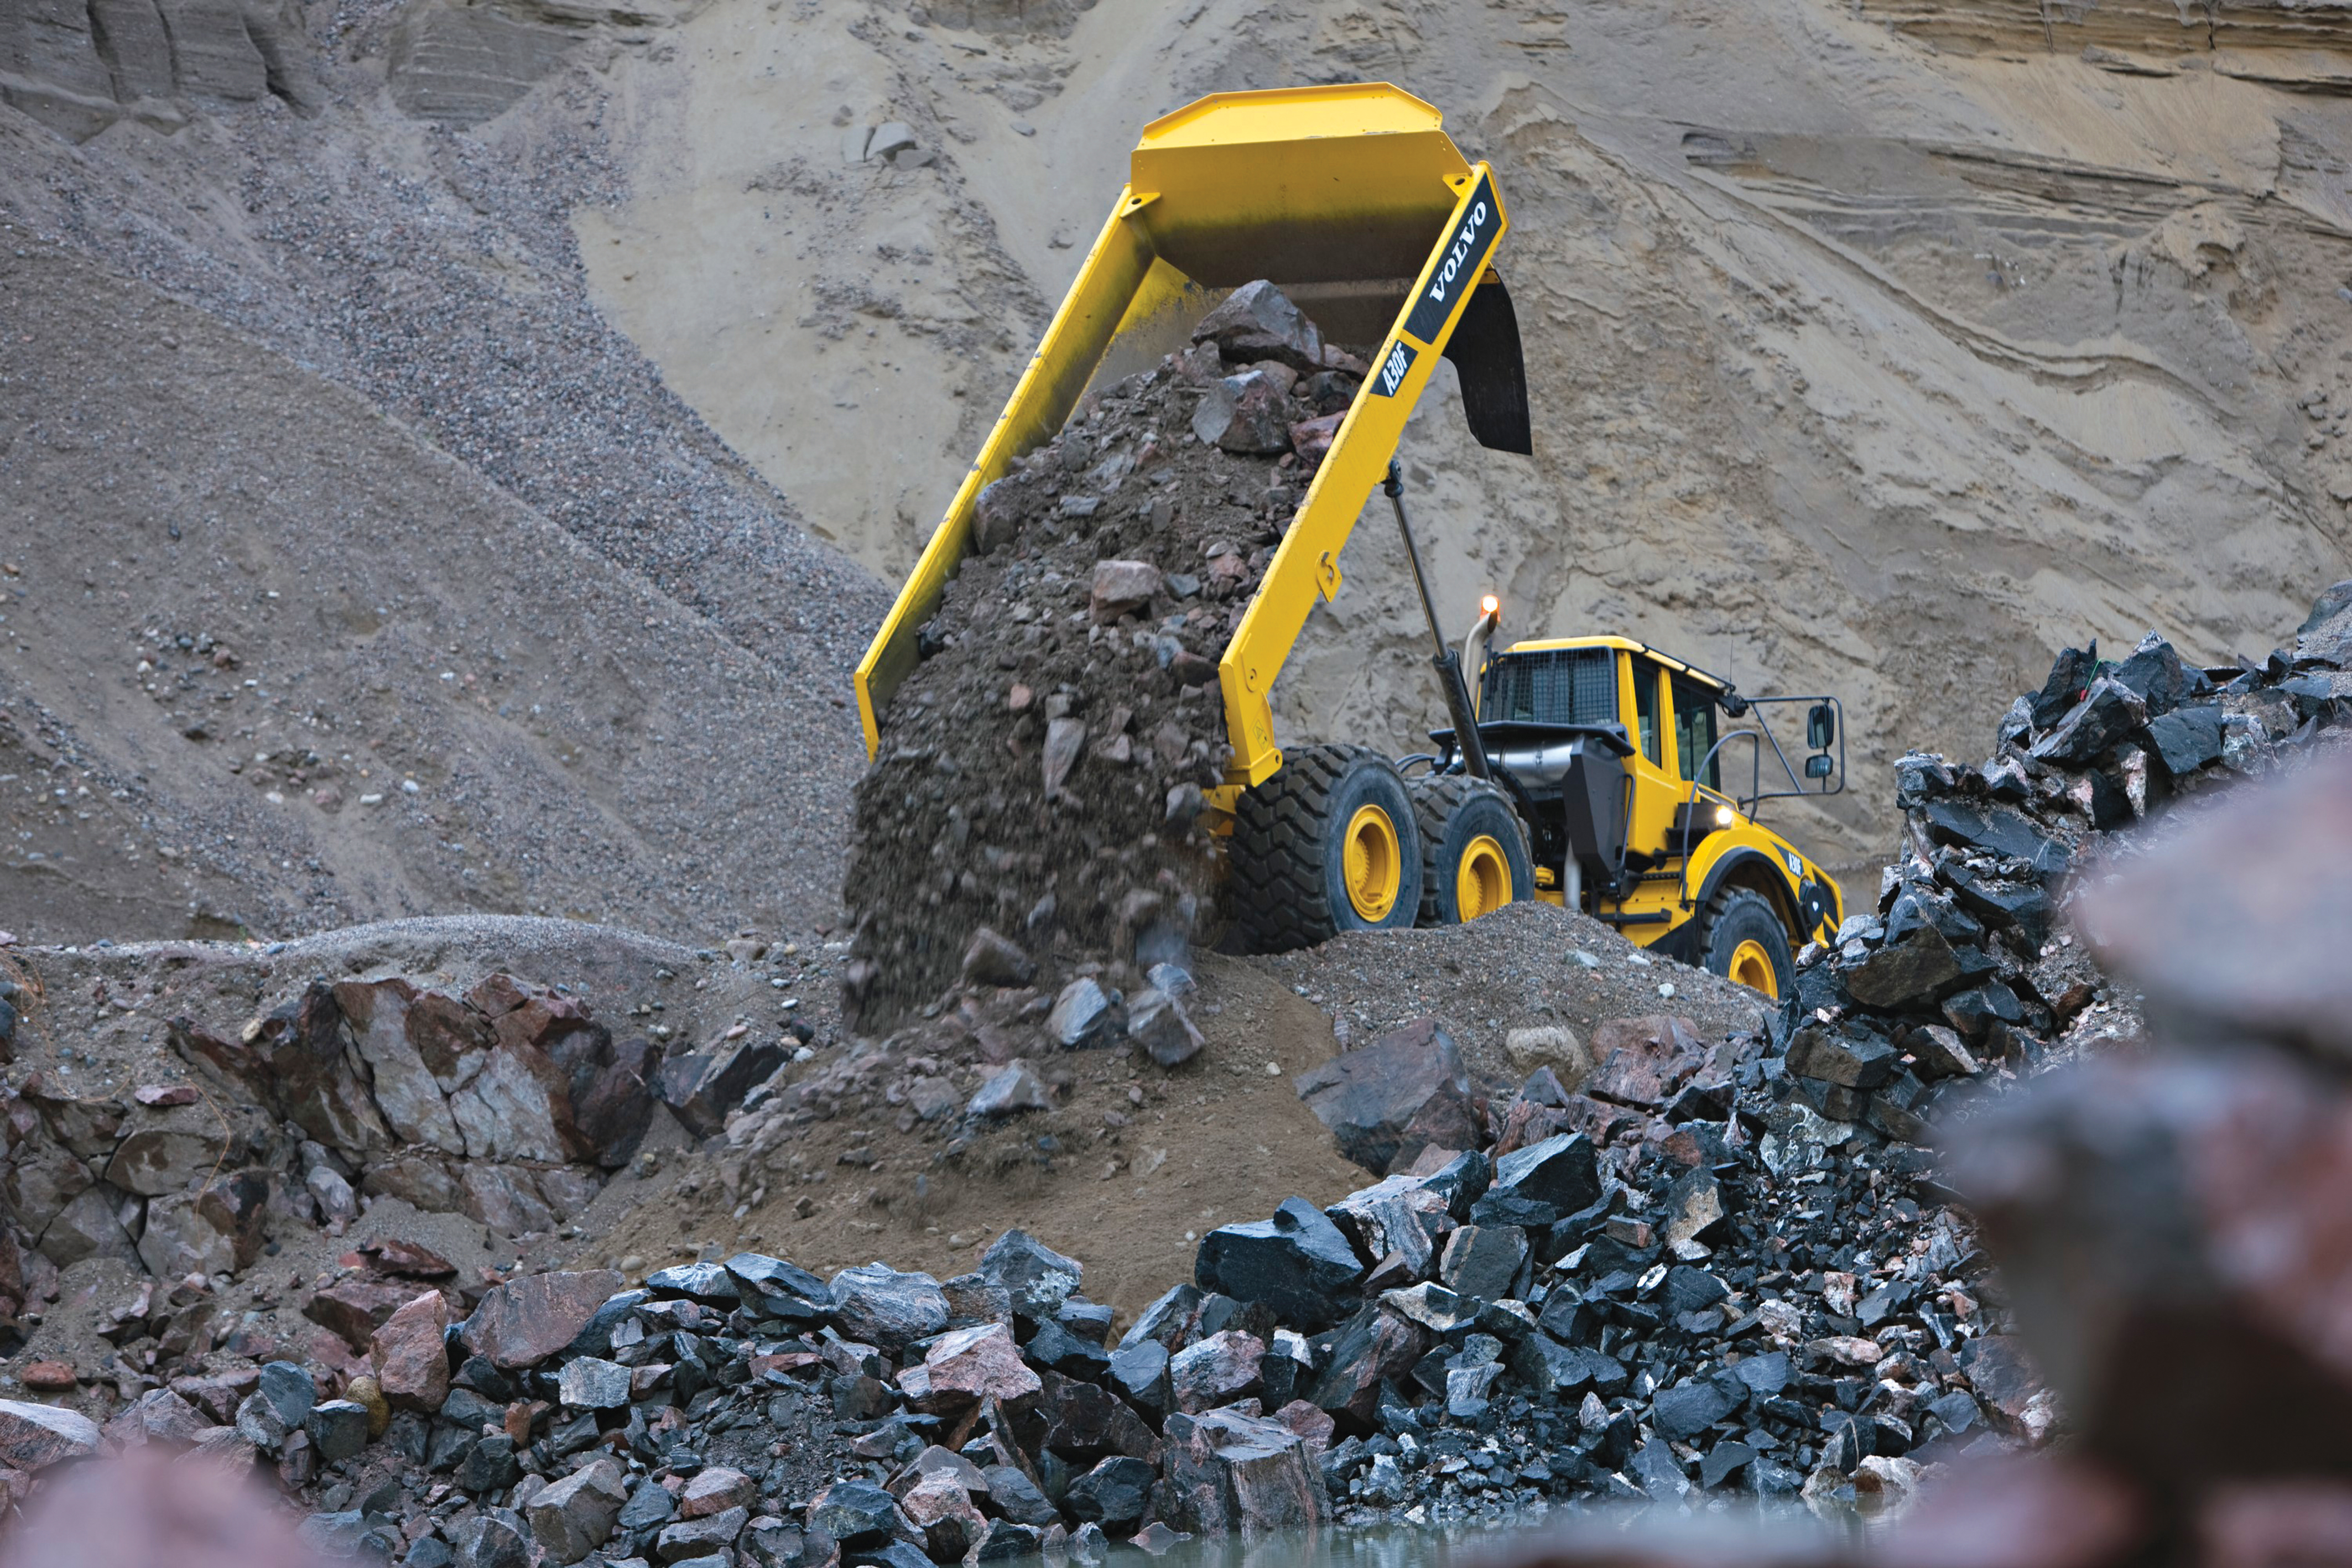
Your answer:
[1411,775,1533,926]
[1231,745,1423,952]
[1701,887,1794,999]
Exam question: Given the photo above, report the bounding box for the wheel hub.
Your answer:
[1727,936,1780,998]
[1342,804,1402,921]
[1455,834,1512,921]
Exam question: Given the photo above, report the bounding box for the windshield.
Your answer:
[1480,649,1617,726]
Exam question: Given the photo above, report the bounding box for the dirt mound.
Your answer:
[845,286,1368,1026]
[0,236,872,945]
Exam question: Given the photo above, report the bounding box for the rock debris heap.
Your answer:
[1480,679,2352,1563]
[0,969,796,1335]
[845,281,1372,1029]
[1770,606,2351,1142]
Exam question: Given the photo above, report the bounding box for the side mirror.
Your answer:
[1805,753,1835,780]
[1807,702,1836,752]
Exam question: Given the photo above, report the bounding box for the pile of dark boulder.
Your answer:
[1770,609,2352,1147]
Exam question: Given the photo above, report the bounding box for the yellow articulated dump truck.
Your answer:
[854,82,1845,997]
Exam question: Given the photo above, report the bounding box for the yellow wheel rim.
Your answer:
[1728,937,1780,998]
[1342,804,1402,921]
[1455,834,1512,921]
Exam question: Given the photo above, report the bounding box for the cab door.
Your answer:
[1619,652,1683,868]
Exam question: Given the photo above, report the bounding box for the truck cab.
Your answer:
[1458,635,1844,997]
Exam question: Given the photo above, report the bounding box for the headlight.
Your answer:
[1713,805,1735,827]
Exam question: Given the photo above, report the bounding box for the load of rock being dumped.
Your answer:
[844,281,1373,1030]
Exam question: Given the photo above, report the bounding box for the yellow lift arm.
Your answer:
[852,83,1529,801]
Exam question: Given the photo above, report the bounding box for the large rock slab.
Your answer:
[1195,1197,1362,1330]
[334,978,468,1154]
[459,1270,625,1368]
[0,1399,102,1471]
[1293,1019,1479,1175]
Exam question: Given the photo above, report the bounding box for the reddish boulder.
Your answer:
[459,1269,625,1368]
[371,1290,452,1411]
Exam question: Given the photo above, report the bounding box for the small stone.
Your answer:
[808,1479,906,1544]
[655,1505,750,1562]
[19,1362,75,1392]
[1048,979,1121,1048]
[1169,1329,1265,1413]
[1090,561,1164,623]
[527,1456,628,1563]
[373,1290,452,1411]
[306,1399,371,1463]
[1125,987,1203,1067]
[1436,1225,1528,1303]
[960,928,1036,988]
[980,1228,1083,1319]
[969,1061,1051,1118]
[829,1263,950,1353]
[680,1465,756,1519]
[981,1464,1060,1528]
[1065,1455,1153,1526]
[906,1322,1040,1411]
[344,1374,391,1437]
[558,1357,632,1410]
[258,1361,318,1427]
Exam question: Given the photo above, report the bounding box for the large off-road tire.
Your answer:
[1701,886,1794,999]
[1411,774,1533,927]
[1231,744,1423,952]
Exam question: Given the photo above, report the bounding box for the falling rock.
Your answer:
[526,1456,627,1564]
[558,1356,632,1410]
[1191,280,1326,374]
[371,1289,452,1411]
[1169,1329,1266,1414]
[980,1228,1083,1319]
[305,1276,422,1355]
[39,1182,142,1269]
[1049,978,1123,1049]
[982,1464,1062,1528]
[829,1263,950,1353]
[1125,987,1203,1066]
[1090,560,1164,623]
[458,1270,625,1369]
[654,1036,786,1140]
[1293,1019,1480,1175]
[1190,370,1294,455]
[969,1061,1052,1118]
[1661,1168,1729,1253]
[960,928,1036,988]
[1043,717,1087,801]
[646,1259,741,1305]
[1195,1197,1363,1330]
[2030,674,2148,767]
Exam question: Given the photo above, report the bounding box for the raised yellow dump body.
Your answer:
[852,83,1512,796]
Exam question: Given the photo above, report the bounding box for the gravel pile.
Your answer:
[845,283,1374,1027]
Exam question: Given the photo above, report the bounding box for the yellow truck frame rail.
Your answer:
[854,84,1518,800]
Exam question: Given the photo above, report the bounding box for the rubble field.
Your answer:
[0,586,2344,1565]
[845,282,1377,1029]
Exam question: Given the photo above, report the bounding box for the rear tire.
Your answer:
[1411,774,1533,926]
[1231,745,1423,952]
[1701,886,1793,999]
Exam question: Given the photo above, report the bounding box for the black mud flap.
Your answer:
[1444,274,1532,456]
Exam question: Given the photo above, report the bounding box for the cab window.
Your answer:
[1631,657,1662,768]
[1673,678,1720,791]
